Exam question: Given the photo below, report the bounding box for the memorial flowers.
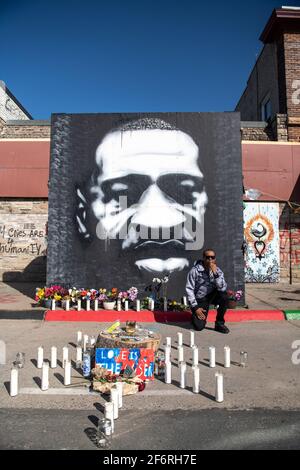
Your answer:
[227,289,243,301]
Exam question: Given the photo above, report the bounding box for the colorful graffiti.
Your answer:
[244,203,280,282]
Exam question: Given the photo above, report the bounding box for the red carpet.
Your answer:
[44,309,285,322]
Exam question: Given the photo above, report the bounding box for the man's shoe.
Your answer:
[215,323,230,334]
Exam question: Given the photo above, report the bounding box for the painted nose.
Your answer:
[131,184,185,228]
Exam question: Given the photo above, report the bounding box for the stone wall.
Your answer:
[0,200,48,282]
[0,123,50,139]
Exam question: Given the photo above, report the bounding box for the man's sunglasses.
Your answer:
[205,255,216,260]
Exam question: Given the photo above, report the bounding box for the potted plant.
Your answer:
[103,288,118,310]
[227,290,243,309]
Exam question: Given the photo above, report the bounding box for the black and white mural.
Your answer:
[47,113,244,298]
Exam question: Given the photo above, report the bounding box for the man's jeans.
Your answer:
[191,289,228,331]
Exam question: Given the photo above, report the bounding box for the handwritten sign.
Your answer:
[95,348,155,381]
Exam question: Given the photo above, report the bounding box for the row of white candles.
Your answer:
[51,296,188,311]
[10,331,95,396]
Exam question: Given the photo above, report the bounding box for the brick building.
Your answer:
[0,6,299,284]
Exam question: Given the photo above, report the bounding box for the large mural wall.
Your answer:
[47,113,244,299]
[244,202,280,282]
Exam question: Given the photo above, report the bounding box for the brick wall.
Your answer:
[0,124,50,139]
[0,200,48,282]
[284,32,300,142]
[279,203,300,282]
[240,125,273,141]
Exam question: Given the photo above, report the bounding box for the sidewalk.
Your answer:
[0,282,298,313]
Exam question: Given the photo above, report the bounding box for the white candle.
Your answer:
[51,299,56,310]
[183,296,187,306]
[150,299,154,311]
[83,335,89,352]
[41,362,49,391]
[77,299,81,311]
[165,361,172,384]
[136,299,140,311]
[165,345,171,363]
[180,362,186,389]
[62,346,69,368]
[110,388,119,419]
[86,299,90,311]
[178,345,184,363]
[104,401,114,425]
[77,331,82,344]
[37,346,43,369]
[115,382,123,408]
[90,336,96,346]
[76,346,82,363]
[209,346,216,368]
[64,360,71,386]
[94,299,99,311]
[65,299,70,311]
[166,337,171,347]
[124,300,129,311]
[10,367,18,397]
[224,346,231,368]
[50,346,57,368]
[193,346,199,366]
[190,331,195,347]
[117,300,121,311]
[177,332,183,346]
[163,298,168,311]
[192,365,200,393]
[215,372,224,402]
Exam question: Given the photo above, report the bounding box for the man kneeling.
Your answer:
[185,249,229,334]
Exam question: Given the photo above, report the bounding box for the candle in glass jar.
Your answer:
[192,365,200,393]
[166,337,171,347]
[77,299,81,311]
[179,362,186,389]
[64,360,71,386]
[117,300,121,311]
[41,362,49,391]
[165,361,172,384]
[215,372,224,402]
[76,346,82,364]
[110,388,119,419]
[83,335,89,352]
[94,299,99,311]
[190,331,195,347]
[65,299,70,311]
[10,367,18,397]
[209,346,216,368]
[124,300,129,311]
[50,346,57,368]
[104,402,114,426]
[224,346,230,368]
[51,299,56,311]
[136,299,140,311]
[193,346,199,366]
[37,346,43,369]
[62,346,69,368]
[86,299,90,311]
[182,296,187,306]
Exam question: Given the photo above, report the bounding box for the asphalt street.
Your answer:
[1,408,300,450]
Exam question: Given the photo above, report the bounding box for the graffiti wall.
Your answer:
[244,202,280,282]
[47,113,244,298]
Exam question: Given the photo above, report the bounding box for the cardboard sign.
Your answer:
[95,348,155,380]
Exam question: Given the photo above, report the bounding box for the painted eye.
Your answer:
[111,183,129,191]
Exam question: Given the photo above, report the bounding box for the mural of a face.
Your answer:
[78,119,208,275]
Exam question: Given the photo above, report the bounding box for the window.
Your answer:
[261,96,272,121]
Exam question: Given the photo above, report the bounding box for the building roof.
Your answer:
[260,6,300,43]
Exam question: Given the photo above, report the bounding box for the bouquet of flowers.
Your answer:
[227,290,243,301]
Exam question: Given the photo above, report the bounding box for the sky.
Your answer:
[1,0,299,119]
